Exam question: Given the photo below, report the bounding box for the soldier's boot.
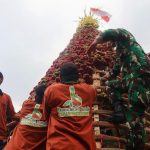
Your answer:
[134,121,145,150]
[107,101,127,124]
[126,119,145,150]
[125,129,135,150]
[134,141,145,150]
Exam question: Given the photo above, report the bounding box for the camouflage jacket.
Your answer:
[100,28,148,81]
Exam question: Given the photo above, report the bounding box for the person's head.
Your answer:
[60,62,79,84]
[0,72,3,85]
[34,84,46,104]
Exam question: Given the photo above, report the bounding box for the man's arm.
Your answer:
[131,44,148,67]
[88,29,120,55]
[43,87,51,121]
[109,63,121,79]
[101,28,137,44]
[100,29,120,42]
[6,95,16,122]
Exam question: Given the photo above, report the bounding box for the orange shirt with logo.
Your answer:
[4,99,47,150]
[0,93,15,140]
[44,83,96,150]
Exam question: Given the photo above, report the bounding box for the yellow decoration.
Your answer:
[77,14,99,29]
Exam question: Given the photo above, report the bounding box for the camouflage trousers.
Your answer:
[107,78,150,149]
[125,116,146,150]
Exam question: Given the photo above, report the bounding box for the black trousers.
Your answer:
[0,140,4,150]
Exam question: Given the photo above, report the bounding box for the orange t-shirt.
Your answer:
[4,99,47,150]
[44,83,96,150]
[0,93,15,140]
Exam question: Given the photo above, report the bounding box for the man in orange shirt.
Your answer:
[0,72,15,150]
[4,84,48,150]
[44,63,96,150]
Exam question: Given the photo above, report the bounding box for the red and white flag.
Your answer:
[90,7,112,22]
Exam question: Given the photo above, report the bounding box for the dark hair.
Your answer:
[0,89,3,96]
[0,72,3,95]
[0,72,3,79]
[60,62,79,84]
[34,84,46,104]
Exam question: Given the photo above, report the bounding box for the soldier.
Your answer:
[88,28,150,150]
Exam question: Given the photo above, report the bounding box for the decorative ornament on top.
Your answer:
[77,11,99,31]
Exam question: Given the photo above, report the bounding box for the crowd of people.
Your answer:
[0,28,150,150]
[0,62,97,150]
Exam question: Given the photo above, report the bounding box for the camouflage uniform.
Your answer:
[98,28,149,149]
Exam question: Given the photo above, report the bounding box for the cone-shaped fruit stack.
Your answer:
[30,14,116,97]
[30,15,101,94]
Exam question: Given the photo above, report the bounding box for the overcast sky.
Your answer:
[0,0,150,111]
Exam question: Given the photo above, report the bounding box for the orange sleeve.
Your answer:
[43,87,51,121]
[14,100,27,119]
[14,111,21,120]
[18,100,28,117]
[6,95,16,122]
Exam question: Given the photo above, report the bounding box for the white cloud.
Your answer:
[0,0,150,111]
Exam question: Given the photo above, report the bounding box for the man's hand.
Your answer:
[87,34,103,55]
[101,72,110,81]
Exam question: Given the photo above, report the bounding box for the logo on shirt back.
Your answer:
[57,86,90,117]
[20,104,47,127]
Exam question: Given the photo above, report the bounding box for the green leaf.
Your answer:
[63,100,72,106]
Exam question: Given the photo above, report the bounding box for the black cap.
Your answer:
[60,62,79,84]
[0,72,3,79]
